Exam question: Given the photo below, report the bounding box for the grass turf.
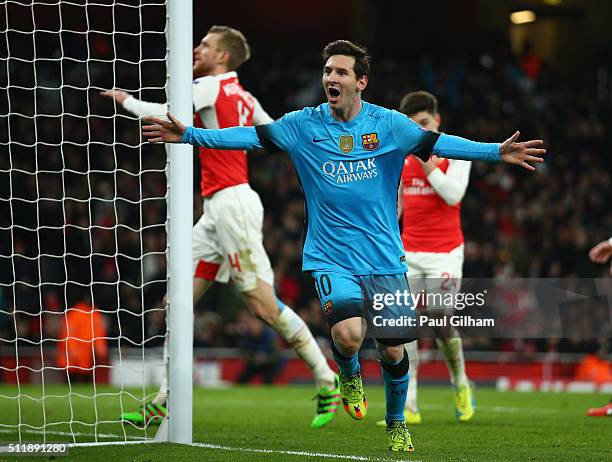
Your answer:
[0,384,609,461]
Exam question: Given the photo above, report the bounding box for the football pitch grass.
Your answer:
[0,384,609,461]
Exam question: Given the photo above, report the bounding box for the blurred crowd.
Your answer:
[0,31,610,357]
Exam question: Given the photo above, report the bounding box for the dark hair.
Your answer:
[399,91,438,116]
[208,25,250,71]
[322,40,371,79]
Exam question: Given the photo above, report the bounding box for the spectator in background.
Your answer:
[56,301,108,383]
[519,40,542,83]
[574,343,612,384]
[194,311,223,348]
[236,312,284,384]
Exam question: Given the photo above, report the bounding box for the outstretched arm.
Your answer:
[589,238,612,263]
[143,113,263,150]
[393,112,546,171]
[104,76,220,117]
[589,237,612,275]
[101,90,168,117]
[432,131,545,171]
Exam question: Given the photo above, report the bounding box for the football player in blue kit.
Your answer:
[142,40,545,453]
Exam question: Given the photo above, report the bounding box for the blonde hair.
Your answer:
[208,25,250,71]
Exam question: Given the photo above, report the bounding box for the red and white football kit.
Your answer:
[123,71,274,291]
[401,155,471,308]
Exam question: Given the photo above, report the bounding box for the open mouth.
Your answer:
[328,87,340,103]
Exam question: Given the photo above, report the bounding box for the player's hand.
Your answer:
[499,131,546,171]
[588,239,612,264]
[100,89,130,104]
[415,155,438,175]
[142,112,186,143]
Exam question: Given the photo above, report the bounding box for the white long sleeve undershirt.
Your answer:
[425,159,472,206]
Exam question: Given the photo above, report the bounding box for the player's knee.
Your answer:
[244,295,280,326]
[380,344,405,363]
[241,279,280,326]
[331,328,362,356]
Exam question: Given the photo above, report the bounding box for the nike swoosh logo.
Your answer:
[312,137,330,143]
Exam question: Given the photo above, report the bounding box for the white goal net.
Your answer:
[0,0,176,445]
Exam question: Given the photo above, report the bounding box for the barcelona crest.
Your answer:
[361,133,380,151]
[322,300,334,315]
[339,135,354,154]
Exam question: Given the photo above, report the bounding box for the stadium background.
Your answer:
[1,0,611,389]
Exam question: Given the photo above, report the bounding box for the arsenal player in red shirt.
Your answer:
[102,26,339,429]
[586,237,612,417]
[378,91,475,426]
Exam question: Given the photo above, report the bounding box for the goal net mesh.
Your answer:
[0,0,169,444]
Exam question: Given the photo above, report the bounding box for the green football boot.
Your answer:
[339,372,367,420]
[310,375,341,428]
[454,383,475,422]
[386,420,414,452]
[120,402,167,427]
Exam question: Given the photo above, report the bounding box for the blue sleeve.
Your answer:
[254,110,303,153]
[433,133,501,162]
[181,125,263,150]
[390,110,441,160]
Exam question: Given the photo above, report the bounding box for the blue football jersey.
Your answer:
[182,100,500,276]
[255,102,440,275]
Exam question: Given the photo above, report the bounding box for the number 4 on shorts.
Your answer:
[228,253,242,272]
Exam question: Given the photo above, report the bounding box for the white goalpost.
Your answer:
[166,0,193,445]
[0,0,192,446]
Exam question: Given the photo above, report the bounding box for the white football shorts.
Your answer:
[192,183,274,292]
[405,243,464,313]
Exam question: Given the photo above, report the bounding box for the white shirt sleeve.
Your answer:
[192,77,219,111]
[426,159,472,206]
[251,97,274,125]
[122,96,168,118]
[122,76,219,118]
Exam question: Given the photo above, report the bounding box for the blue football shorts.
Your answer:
[311,271,418,345]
